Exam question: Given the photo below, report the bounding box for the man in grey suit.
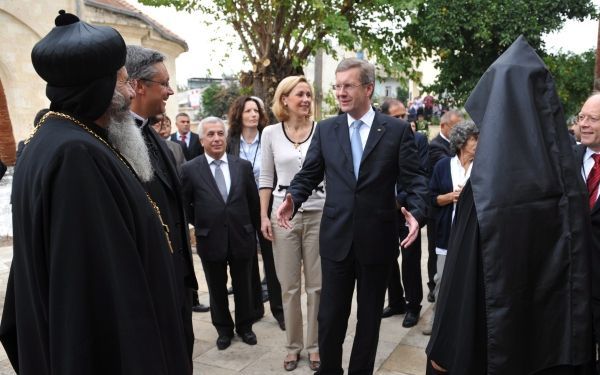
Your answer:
[277,58,428,375]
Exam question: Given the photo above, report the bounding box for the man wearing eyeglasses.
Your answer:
[126,45,204,367]
[277,58,428,375]
[575,93,600,371]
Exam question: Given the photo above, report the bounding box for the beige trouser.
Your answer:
[271,209,322,355]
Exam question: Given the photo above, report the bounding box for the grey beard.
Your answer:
[106,91,154,182]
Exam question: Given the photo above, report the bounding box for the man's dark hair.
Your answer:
[380,99,402,115]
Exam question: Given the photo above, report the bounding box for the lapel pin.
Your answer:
[377,128,382,132]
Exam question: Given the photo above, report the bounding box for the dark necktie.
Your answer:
[213,160,228,202]
[181,134,187,144]
[587,153,600,209]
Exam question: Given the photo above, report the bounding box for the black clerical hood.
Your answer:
[463,35,591,372]
[31,10,126,121]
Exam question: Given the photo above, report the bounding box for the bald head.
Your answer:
[381,99,407,119]
[579,93,600,151]
[440,110,463,138]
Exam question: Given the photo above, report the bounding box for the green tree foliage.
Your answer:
[138,0,419,110]
[544,50,595,118]
[201,82,241,118]
[402,0,596,106]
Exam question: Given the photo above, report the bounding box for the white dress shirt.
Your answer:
[347,107,375,150]
[582,147,600,200]
[205,153,230,194]
[239,133,261,186]
[176,131,191,147]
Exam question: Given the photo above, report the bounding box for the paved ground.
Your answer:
[0,228,432,374]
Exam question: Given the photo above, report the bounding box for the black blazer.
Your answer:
[170,132,203,160]
[428,133,452,176]
[181,154,260,262]
[575,144,600,346]
[288,112,428,265]
[142,125,199,290]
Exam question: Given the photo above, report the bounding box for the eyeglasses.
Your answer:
[577,114,600,124]
[332,83,369,92]
[139,78,172,90]
[118,78,135,88]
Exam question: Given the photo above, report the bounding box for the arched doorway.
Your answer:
[0,80,15,165]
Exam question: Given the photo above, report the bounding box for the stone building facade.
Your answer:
[0,0,187,164]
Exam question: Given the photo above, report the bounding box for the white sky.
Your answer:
[125,0,600,86]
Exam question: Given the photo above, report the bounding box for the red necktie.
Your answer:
[180,134,187,143]
[587,154,600,209]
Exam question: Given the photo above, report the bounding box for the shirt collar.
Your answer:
[240,132,259,145]
[130,111,147,128]
[440,132,450,143]
[205,153,228,165]
[347,107,375,129]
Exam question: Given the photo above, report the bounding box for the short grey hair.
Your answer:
[198,116,227,139]
[336,58,375,85]
[125,45,166,81]
[440,109,463,125]
[449,120,479,154]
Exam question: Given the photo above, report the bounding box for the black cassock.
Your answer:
[0,116,191,374]
[426,36,593,374]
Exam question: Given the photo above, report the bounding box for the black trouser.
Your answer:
[387,224,423,313]
[257,231,284,321]
[426,217,438,292]
[202,257,254,336]
[317,249,392,375]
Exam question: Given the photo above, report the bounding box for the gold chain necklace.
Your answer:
[27,111,173,253]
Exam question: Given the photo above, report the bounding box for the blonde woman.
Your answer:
[259,76,324,371]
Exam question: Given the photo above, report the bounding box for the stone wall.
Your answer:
[0,0,186,164]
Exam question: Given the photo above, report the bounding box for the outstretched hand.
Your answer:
[400,207,419,248]
[276,194,294,230]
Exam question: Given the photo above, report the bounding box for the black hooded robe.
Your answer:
[426,36,593,375]
[0,116,192,374]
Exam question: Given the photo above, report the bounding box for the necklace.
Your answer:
[28,111,174,253]
[282,121,315,149]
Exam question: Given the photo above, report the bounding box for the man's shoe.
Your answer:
[216,335,232,350]
[277,318,286,331]
[262,289,269,303]
[382,305,406,318]
[427,290,435,303]
[402,310,419,328]
[192,303,210,313]
[239,331,257,345]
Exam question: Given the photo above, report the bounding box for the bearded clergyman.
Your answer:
[0,10,192,374]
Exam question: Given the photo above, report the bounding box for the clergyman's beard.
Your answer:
[106,90,154,182]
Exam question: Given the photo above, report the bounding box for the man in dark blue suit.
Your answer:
[277,58,428,375]
[379,99,428,328]
[575,93,600,371]
[171,112,203,160]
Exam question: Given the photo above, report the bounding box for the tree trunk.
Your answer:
[0,80,16,165]
[242,57,303,123]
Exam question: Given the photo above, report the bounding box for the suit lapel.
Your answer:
[227,156,239,204]
[199,156,226,203]
[576,145,600,214]
[334,114,353,167]
[146,126,177,191]
[361,113,386,163]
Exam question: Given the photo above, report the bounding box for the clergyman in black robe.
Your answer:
[426,36,593,374]
[0,11,191,374]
